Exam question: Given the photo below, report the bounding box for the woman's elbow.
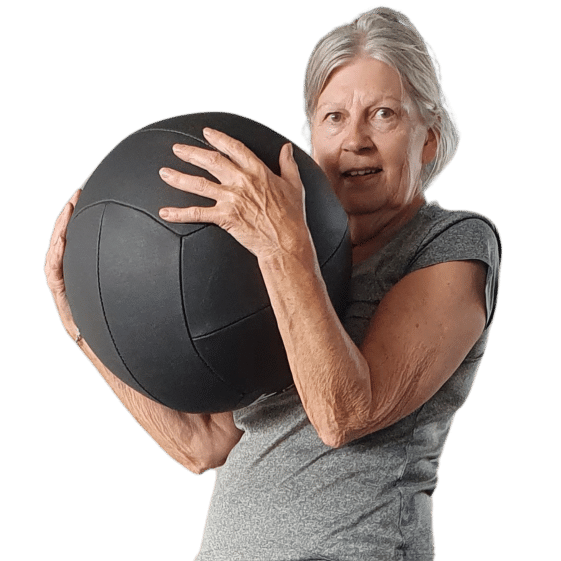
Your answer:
[318,429,346,449]
[179,455,225,475]
[317,422,369,449]
[315,411,396,448]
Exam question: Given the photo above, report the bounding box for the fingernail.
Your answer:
[159,168,171,179]
[159,209,169,218]
[203,127,215,137]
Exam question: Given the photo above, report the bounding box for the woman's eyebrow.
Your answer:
[317,95,404,109]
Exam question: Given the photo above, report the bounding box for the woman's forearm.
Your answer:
[258,248,488,449]
[258,247,372,447]
[78,339,243,474]
[156,132,374,446]
[46,190,243,473]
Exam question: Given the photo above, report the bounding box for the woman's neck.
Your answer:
[350,194,425,265]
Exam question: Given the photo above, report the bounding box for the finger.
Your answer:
[158,205,218,224]
[45,236,69,326]
[45,192,83,339]
[45,236,65,283]
[69,188,82,207]
[46,216,70,278]
[202,128,264,174]
[46,189,81,280]
[52,188,81,240]
[279,143,304,191]
[171,143,240,185]
[56,204,73,239]
[159,167,224,201]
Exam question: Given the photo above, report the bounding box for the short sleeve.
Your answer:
[408,217,501,328]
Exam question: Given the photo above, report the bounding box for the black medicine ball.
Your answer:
[63,113,351,413]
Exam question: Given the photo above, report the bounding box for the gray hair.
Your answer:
[304,7,458,189]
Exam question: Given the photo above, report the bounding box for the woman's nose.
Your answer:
[342,120,375,153]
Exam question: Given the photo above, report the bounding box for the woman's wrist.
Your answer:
[257,231,319,276]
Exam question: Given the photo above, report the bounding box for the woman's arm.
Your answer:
[259,251,487,447]
[79,338,242,473]
[45,191,243,473]
[158,129,487,448]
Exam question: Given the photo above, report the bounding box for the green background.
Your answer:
[4,0,559,561]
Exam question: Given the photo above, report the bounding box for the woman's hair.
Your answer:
[304,7,458,189]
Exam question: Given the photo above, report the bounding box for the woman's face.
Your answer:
[310,57,436,218]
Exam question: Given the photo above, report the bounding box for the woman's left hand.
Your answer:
[158,128,313,263]
[45,189,82,341]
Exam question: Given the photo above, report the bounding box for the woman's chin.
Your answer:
[336,189,387,218]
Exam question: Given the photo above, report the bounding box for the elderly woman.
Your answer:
[46,7,500,561]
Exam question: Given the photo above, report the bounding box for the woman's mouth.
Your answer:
[342,168,382,177]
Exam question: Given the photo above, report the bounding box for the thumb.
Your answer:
[279,143,302,189]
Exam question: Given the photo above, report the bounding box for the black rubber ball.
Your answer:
[63,113,351,413]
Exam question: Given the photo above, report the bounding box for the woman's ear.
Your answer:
[422,127,438,165]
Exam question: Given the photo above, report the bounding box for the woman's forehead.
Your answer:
[318,58,406,106]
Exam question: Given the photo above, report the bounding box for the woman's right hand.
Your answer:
[45,189,82,340]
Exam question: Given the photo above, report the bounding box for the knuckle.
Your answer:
[208,150,222,167]
[229,136,244,152]
[191,206,204,222]
[222,203,241,227]
[255,166,269,184]
[228,192,248,215]
[195,176,208,193]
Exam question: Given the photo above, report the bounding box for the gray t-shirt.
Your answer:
[195,202,501,561]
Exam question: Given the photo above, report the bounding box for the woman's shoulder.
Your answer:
[411,202,502,265]
[353,202,500,279]
[345,200,502,346]
[416,201,500,240]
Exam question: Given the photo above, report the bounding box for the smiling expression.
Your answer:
[310,57,436,220]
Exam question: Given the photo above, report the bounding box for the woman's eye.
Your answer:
[326,112,343,123]
[375,108,395,120]
[371,108,398,131]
